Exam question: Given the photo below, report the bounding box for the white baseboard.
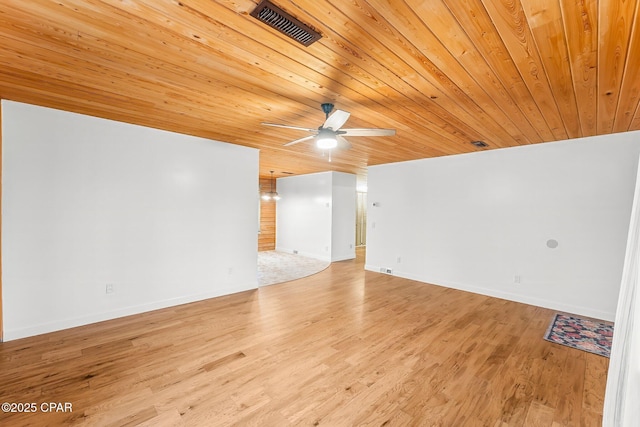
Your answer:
[3,283,257,341]
[332,252,355,262]
[275,246,331,262]
[364,264,615,322]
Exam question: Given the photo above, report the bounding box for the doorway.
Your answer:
[356,191,367,247]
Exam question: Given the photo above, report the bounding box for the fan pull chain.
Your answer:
[320,149,332,162]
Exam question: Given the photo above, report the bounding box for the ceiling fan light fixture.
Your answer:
[316,129,337,149]
[317,136,337,149]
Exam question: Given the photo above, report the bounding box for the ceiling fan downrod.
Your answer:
[321,103,334,119]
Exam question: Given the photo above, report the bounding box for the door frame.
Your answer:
[1,100,4,341]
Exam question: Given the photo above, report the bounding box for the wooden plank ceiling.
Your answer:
[1,0,640,183]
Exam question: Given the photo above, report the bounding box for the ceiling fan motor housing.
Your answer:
[321,103,334,117]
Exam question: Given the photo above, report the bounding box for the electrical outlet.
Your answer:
[397,256,401,263]
[105,283,114,294]
[514,275,521,284]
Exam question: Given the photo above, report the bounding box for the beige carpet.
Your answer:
[257,251,330,286]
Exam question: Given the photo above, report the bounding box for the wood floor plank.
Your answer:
[523,400,555,426]
[582,353,609,415]
[0,249,608,426]
[553,352,587,426]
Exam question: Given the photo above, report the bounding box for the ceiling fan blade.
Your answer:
[336,135,352,150]
[283,135,315,146]
[261,122,317,132]
[323,109,350,130]
[341,128,396,136]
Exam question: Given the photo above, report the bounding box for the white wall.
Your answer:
[2,100,259,340]
[331,172,357,262]
[366,132,640,321]
[276,172,332,260]
[276,171,356,262]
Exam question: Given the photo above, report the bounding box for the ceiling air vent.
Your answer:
[250,0,322,47]
[471,140,488,148]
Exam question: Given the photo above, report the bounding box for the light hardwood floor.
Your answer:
[0,249,608,426]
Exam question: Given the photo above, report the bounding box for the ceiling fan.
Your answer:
[261,103,396,160]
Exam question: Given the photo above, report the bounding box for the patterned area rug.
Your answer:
[543,313,614,357]
[257,251,330,287]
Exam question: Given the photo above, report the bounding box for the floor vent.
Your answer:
[250,0,322,47]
